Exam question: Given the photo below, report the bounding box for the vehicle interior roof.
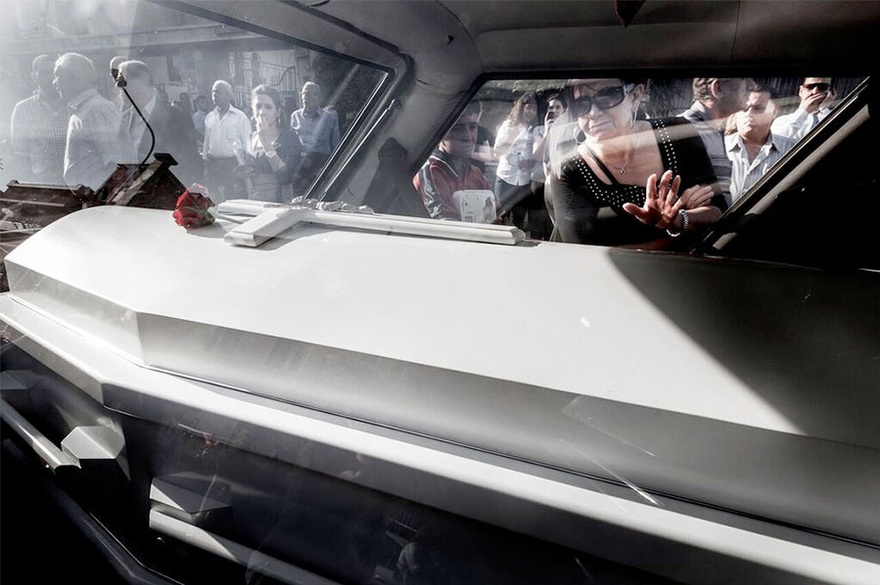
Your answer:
[306,0,880,73]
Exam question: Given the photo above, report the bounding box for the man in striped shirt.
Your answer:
[725,85,796,204]
[10,54,69,184]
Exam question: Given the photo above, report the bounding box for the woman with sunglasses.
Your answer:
[548,78,726,246]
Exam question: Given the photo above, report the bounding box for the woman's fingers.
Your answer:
[640,171,712,228]
[680,184,715,209]
[638,172,672,226]
[623,202,657,224]
[649,171,678,211]
[689,187,714,209]
[638,171,718,230]
[665,174,681,208]
[656,171,672,205]
[622,201,647,220]
[645,173,659,207]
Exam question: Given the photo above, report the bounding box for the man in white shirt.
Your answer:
[726,86,796,204]
[680,77,756,201]
[771,77,835,141]
[54,52,133,192]
[202,79,251,202]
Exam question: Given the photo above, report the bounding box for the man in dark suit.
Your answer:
[117,60,201,187]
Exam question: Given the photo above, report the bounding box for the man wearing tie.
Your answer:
[771,77,836,141]
[117,60,200,187]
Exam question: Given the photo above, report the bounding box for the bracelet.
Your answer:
[667,209,689,237]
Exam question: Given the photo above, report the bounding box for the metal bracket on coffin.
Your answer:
[148,509,340,585]
[1,371,126,495]
[149,476,232,532]
[220,199,526,248]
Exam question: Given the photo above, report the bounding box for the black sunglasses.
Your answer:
[803,82,831,92]
[569,84,634,117]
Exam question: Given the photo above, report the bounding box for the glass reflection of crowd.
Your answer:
[7,53,836,238]
[8,51,343,203]
[413,76,834,245]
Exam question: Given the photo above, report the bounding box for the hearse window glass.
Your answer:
[412,76,862,246]
[709,76,877,271]
[0,0,386,211]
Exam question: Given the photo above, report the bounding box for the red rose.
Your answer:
[172,184,216,228]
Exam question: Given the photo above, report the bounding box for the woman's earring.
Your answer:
[574,129,587,145]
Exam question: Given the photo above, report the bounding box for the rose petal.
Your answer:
[173,186,215,228]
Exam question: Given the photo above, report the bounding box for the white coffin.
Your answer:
[3,205,879,547]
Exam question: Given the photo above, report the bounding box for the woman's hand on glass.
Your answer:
[623,170,714,229]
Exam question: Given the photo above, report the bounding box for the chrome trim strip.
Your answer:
[0,396,80,471]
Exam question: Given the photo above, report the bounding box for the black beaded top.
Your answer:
[551,116,720,245]
[571,118,681,208]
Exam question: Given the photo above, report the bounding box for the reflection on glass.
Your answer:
[1,0,385,203]
[412,76,864,245]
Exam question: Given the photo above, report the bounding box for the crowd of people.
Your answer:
[9,52,342,203]
[413,76,835,245]
[8,55,833,245]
